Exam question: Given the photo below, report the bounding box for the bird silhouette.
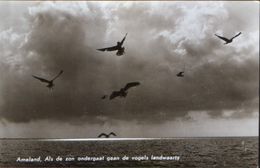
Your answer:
[215,32,241,44]
[176,71,184,77]
[101,95,107,99]
[109,82,140,100]
[32,70,63,89]
[98,132,117,138]
[97,33,128,56]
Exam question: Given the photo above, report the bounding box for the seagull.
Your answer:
[97,33,128,56]
[176,71,184,77]
[101,95,107,99]
[98,132,117,138]
[109,82,140,100]
[215,32,242,44]
[32,70,63,89]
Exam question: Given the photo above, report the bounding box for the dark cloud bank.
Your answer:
[0,2,258,125]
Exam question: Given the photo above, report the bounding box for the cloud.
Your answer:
[0,111,258,138]
[0,1,258,128]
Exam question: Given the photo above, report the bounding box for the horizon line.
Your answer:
[0,136,258,141]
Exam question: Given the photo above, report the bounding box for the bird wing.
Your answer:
[98,133,107,138]
[215,34,229,42]
[109,132,117,136]
[231,32,241,40]
[32,75,50,83]
[97,45,119,52]
[119,33,127,46]
[124,82,140,91]
[109,91,121,100]
[51,70,63,81]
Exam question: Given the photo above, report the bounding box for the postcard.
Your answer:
[0,1,258,167]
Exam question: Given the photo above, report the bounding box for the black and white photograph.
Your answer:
[0,1,258,167]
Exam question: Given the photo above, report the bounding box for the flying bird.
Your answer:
[32,70,63,89]
[101,95,107,99]
[109,82,140,100]
[97,33,128,56]
[215,32,242,44]
[98,132,117,138]
[177,64,185,77]
[176,71,184,77]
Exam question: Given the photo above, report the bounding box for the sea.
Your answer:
[0,137,258,168]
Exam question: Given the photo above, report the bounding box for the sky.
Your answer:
[0,1,259,138]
